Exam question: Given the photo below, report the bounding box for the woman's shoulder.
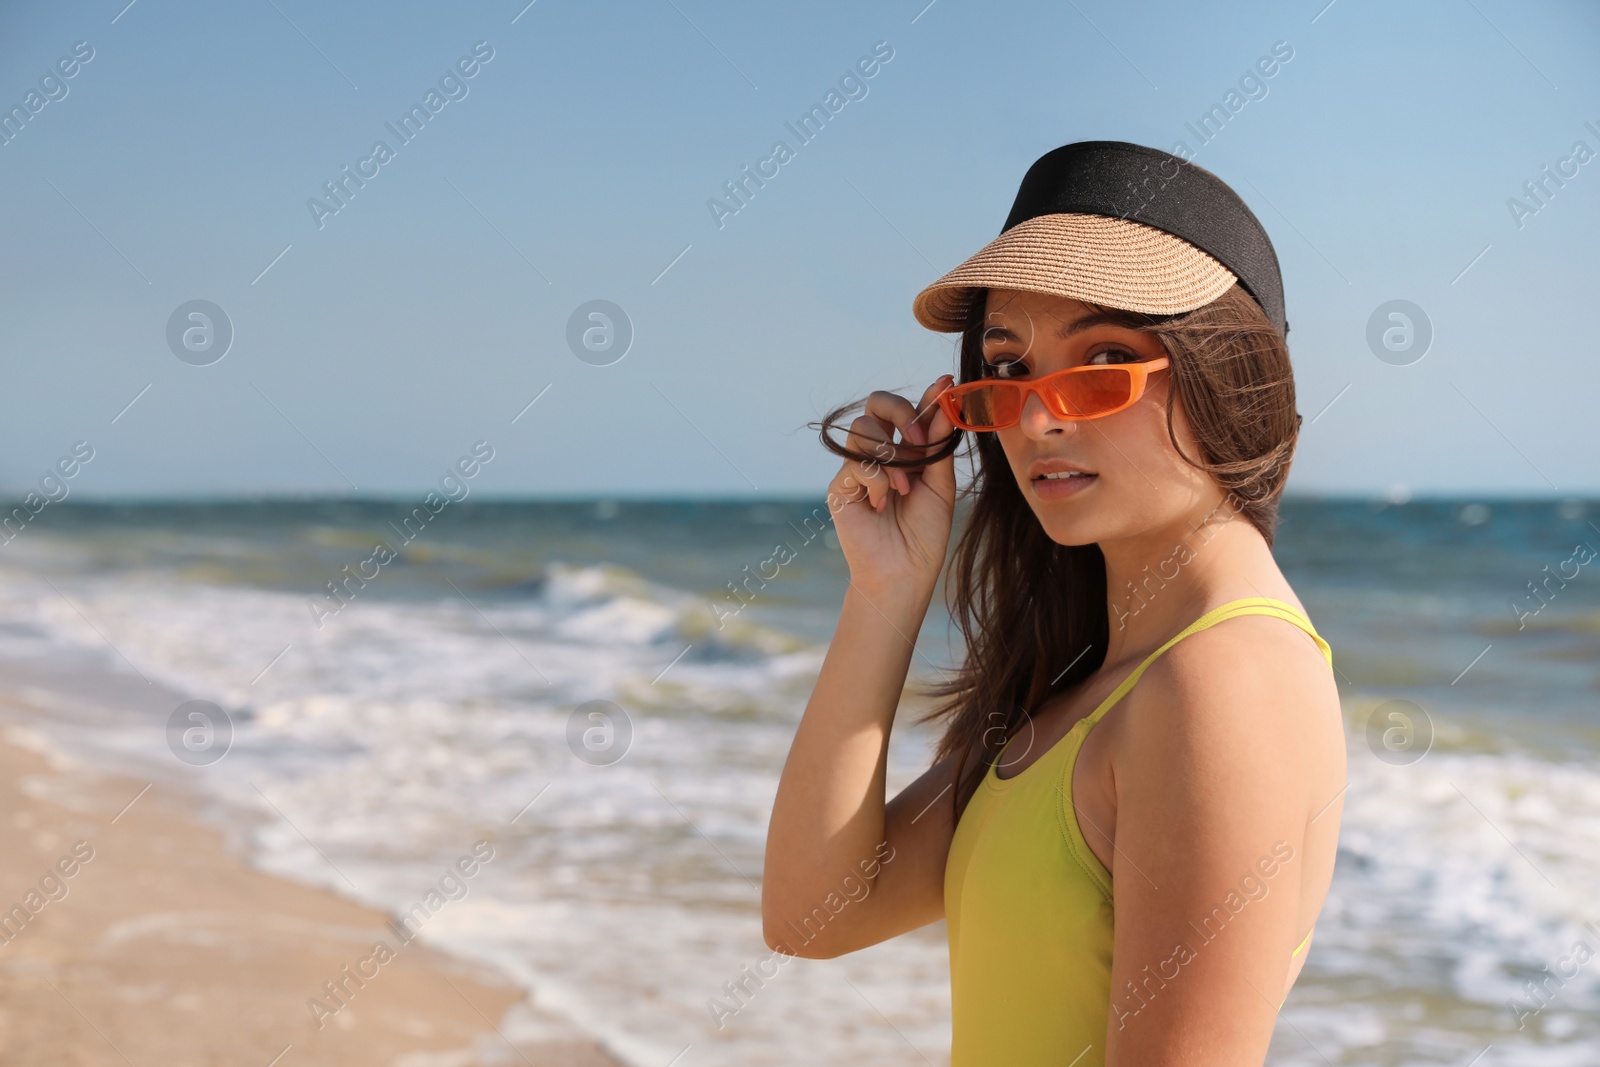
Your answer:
[1114,607,1343,799]
[1138,604,1337,715]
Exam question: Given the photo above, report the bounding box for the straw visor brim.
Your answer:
[912,213,1239,333]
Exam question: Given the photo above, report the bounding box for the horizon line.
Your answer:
[2,491,1593,507]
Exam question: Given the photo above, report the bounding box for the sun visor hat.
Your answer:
[912,140,1288,337]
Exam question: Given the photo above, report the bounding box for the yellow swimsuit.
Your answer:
[942,597,1333,1066]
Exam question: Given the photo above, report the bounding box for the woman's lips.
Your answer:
[1031,471,1098,500]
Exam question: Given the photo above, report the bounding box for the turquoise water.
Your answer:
[0,496,1595,1065]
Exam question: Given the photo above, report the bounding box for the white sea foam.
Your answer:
[1,546,1597,1064]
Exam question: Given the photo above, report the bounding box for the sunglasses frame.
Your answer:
[935,356,1171,432]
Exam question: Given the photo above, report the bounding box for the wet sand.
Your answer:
[0,718,624,1067]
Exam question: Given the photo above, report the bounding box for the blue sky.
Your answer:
[2,0,1596,500]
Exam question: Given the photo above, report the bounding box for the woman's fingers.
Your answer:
[847,393,914,498]
[908,376,953,446]
[841,412,897,509]
[860,384,954,495]
[826,462,873,513]
[837,380,956,506]
[859,391,919,474]
[912,375,958,498]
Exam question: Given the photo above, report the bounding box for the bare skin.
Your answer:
[762,288,1345,1067]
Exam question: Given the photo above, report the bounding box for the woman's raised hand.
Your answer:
[825,374,958,605]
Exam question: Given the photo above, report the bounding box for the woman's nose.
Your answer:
[1018,389,1078,438]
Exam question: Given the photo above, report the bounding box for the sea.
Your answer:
[0,496,1596,1066]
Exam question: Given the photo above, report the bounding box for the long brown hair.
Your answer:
[814,282,1301,817]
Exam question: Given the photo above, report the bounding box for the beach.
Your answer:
[0,709,622,1067]
[0,498,1596,1064]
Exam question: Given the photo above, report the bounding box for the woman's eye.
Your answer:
[982,358,1027,378]
[1084,347,1139,366]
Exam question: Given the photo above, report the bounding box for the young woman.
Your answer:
[763,142,1345,1066]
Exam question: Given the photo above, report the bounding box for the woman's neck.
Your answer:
[1097,496,1283,668]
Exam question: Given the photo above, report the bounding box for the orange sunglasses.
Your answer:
[935,357,1170,431]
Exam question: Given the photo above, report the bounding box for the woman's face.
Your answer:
[982,288,1223,548]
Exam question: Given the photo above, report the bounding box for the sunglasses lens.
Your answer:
[951,367,1137,429]
[1041,367,1136,418]
[948,385,1022,429]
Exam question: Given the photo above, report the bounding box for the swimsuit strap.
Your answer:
[1082,597,1332,731]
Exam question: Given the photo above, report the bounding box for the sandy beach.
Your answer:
[0,498,1594,1064]
[0,709,624,1067]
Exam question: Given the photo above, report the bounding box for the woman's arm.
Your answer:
[1102,616,1345,1066]
[761,376,959,959]
[762,583,966,958]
